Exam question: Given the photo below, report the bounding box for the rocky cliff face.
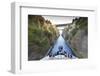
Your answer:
[63,17,88,58]
[70,29,88,58]
[28,15,58,60]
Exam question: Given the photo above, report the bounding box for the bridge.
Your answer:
[55,23,72,30]
[56,23,72,27]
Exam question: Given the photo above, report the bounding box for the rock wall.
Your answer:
[28,15,58,60]
[70,29,88,58]
[63,17,88,58]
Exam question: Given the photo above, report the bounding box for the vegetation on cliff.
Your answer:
[63,17,88,58]
[28,15,58,60]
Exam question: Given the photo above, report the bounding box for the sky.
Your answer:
[42,15,76,25]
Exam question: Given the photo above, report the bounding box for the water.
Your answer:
[42,35,76,60]
[51,35,72,54]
